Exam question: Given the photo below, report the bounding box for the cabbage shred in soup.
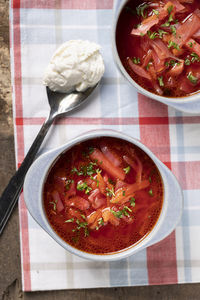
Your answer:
[43,138,163,254]
[116,0,200,97]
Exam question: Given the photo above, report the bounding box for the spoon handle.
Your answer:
[0,113,55,235]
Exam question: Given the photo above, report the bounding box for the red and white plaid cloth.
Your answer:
[9,0,200,291]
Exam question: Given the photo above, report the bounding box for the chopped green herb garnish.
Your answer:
[168,14,173,23]
[111,206,132,218]
[72,162,101,177]
[158,29,167,39]
[184,58,191,66]
[132,57,141,64]
[136,3,149,18]
[106,187,115,197]
[170,25,176,36]
[71,167,83,175]
[90,176,99,188]
[123,210,130,217]
[147,30,158,40]
[64,218,74,223]
[98,218,104,226]
[169,60,175,67]
[82,147,94,157]
[189,42,193,48]
[130,197,136,207]
[96,168,102,174]
[122,191,126,196]
[111,209,123,219]
[83,162,97,176]
[149,176,152,183]
[162,12,175,28]
[187,72,198,84]
[124,206,132,213]
[161,21,170,27]
[77,182,92,194]
[80,214,86,220]
[167,5,173,15]
[65,179,74,191]
[171,60,176,67]
[149,189,153,197]
[123,165,131,174]
[168,40,180,51]
[165,59,180,68]
[108,178,115,185]
[158,76,164,87]
[191,52,200,63]
[76,219,88,229]
[84,227,89,237]
[123,207,131,216]
[84,164,96,176]
[152,9,159,16]
[49,201,57,211]
[88,147,94,154]
[146,61,153,70]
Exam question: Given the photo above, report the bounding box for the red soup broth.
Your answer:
[43,137,163,254]
[116,0,200,97]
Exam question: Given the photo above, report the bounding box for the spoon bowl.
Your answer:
[46,84,97,117]
[0,84,99,235]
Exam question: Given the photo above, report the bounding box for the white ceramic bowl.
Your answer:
[24,129,183,261]
[112,0,200,114]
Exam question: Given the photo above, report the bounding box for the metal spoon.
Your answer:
[0,84,98,235]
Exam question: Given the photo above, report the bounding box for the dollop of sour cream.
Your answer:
[43,40,105,93]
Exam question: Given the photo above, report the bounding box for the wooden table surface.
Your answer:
[1,1,200,299]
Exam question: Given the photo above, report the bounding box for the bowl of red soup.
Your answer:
[24,130,183,261]
[113,0,200,113]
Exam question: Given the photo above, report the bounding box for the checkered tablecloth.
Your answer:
[9,0,200,291]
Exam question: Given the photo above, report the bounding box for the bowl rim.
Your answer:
[112,0,200,105]
[30,129,176,261]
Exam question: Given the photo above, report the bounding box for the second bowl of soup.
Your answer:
[113,0,200,113]
[23,130,183,261]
